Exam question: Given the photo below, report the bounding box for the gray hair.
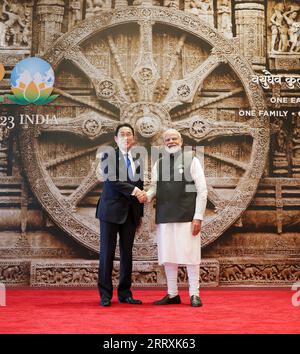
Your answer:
[162,129,182,141]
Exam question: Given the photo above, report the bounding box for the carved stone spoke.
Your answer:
[204,151,247,171]
[38,112,118,141]
[45,146,98,170]
[65,46,130,108]
[132,20,160,101]
[162,54,225,111]
[172,88,244,119]
[65,161,102,211]
[53,87,118,119]
[174,116,254,143]
[207,184,227,211]
[107,35,136,102]
[156,34,186,102]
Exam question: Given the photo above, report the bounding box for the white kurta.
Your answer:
[147,157,207,265]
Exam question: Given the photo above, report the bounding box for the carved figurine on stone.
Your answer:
[20,7,30,46]
[86,0,93,13]
[93,0,105,10]
[70,0,82,25]
[283,5,300,53]
[0,126,9,144]
[292,126,300,158]
[165,0,178,9]
[188,0,213,26]
[1,0,25,28]
[218,0,232,39]
[86,0,105,18]
[189,0,211,14]
[0,0,26,47]
[274,119,287,155]
[269,3,287,52]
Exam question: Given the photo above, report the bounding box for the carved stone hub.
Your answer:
[138,67,154,82]
[177,84,191,98]
[121,103,171,138]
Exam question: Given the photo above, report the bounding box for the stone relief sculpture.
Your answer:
[283,5,300,53]
[189,0,211,13]
[272,118,288,176]
[86,0,106,17]
[20,5,269,268]
[20,7,30,46]
[164,0,179,9]
[218,0,232,38]
[269,2,300,53]
[270,3,286,52]
[0,2,299,288]
[292,126,300,158]
[188,0,214,26]
[0,0,30,48]
[274,119,287,154]
[0,127,9,176]
[220,264,300,284]
[0,126,9,144]
[69,0,82,26]
[292,120,300,177]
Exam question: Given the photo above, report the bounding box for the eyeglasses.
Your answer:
[118,132,133,138]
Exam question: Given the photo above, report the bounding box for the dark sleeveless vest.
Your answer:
[156,150,197,224]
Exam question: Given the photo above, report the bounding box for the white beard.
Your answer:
[164,145,181,154]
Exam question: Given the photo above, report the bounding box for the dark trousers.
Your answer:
[98,208,137,300]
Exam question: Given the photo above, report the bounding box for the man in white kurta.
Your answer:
[146,129,207,307]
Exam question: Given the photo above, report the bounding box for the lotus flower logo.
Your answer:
[6,57,59,105]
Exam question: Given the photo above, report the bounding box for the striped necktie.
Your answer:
[125,154,133,180]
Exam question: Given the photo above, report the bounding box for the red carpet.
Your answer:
[0,288,299,334]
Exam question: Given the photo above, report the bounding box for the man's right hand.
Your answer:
[136,190,147,204]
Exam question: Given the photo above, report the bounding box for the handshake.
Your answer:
[135,189,148,204]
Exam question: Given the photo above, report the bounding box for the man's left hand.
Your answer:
[192,219,202,236]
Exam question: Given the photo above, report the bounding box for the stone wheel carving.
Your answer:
[18,7,269,257]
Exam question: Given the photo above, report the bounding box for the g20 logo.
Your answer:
[6,57,59,105]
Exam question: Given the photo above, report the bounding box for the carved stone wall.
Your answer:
[235,0,266,69]
[29,259,219,287]
[219,258,300,286]
[0,260,30,286]
[0,1,299,288]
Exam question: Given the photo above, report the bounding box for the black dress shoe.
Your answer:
[190,295,202,307]
[100,298,111,307]
[119,296,142,304]
[154,294,181,305]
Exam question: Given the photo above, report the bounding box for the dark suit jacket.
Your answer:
[95,147,144,225]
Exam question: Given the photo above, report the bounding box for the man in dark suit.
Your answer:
[96,123,146,307]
